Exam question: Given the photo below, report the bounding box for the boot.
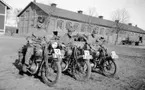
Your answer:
[22,64,28,73]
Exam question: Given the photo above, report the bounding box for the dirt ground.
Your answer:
[0,36,145,90]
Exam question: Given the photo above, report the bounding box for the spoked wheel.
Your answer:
[41,61,61,87]
[102,59,117,77]
[73,60,91,81]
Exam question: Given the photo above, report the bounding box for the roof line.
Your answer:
[17,2,145,34]
[17,2,33,17]
[34,2,145,32]
[0,0,12,9]
[17,2,49,17]
[51,14,113,28]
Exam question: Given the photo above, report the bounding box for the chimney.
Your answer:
[51,3,57,7]
[78,10,83,14]
[115,20,119,23]
[33,0,36,3]
[135,25,138,27]
[98,16,103,19]
[128,23,132,26]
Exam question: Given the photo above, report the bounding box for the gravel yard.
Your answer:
[0,36,145,90]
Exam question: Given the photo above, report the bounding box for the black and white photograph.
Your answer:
[0,0,145,90]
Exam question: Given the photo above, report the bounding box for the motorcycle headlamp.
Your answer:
[52,42,58,49]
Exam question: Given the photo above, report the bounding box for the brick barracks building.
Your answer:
[17,1,145,44]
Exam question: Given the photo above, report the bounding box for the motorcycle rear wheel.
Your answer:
[73,60,91,81]
[41,61,61,87]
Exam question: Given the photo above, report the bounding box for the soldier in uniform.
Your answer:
[87,31,100,49]
[59,27,75,56]
[22,28,49,72]
[86,30,106,57]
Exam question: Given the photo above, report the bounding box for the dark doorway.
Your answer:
[139,36,142,43]
[16,29,19,34]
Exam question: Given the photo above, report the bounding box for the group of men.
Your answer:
[22,28,105,72]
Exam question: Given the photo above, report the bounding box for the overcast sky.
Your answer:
[5,0,145,30]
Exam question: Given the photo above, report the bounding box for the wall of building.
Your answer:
[18,4,144,44]
[18,4,48,36]
[0,2,6,34]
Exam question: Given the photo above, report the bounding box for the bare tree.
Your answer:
[87,7,98,17]
[8,8,22,36]
[85,7,98,33]
[111,8,130,45]
[6,10,11,22]
[14,8,22,26]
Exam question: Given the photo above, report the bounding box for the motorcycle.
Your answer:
[18,38,62,87]
[60,35,92,81]
[73,33,118,77]
[41,40,64,86]
[89,44,118,77]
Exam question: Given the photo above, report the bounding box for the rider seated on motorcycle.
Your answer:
[86,30,104,57]
[58,27,75,57]
[22,28,49,73]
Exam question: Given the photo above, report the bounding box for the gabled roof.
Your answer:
[0,0,11,9]
[17,2,32,17]
[18,2,145,34]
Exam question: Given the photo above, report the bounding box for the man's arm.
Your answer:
[26,32,35,43]
[58,35,65,44]
[44,34,51,43]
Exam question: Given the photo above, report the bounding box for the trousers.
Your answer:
[24,47,34,65]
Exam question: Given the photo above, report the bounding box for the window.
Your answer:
[87,25,93,33]
[103,28,106,35]
[57,20,64,30]
[99,27,105,35]
[81,24,87,32]
[74,23,79,31]
[92,26,99,34]
[66,21,72,30]
[105,28,111,35]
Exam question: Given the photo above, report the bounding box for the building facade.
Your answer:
[0,0,11,34]
[17,1,145,44]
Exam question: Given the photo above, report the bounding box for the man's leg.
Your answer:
[22,47,34,72]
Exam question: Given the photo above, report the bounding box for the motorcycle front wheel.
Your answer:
[41,60,61,87]
[102,59,117,77]
[73,60,91,81]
